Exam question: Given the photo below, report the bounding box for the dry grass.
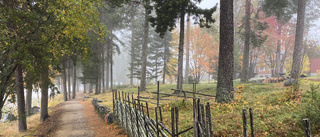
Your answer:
[80,98,126,137]
[0,94,64,136]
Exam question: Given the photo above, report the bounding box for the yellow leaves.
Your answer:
[62,9,65,15]
[243,101,248,105]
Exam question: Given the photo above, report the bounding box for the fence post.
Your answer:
[193,98,198,137]
[159,107,163,129]
[197,99,201,137]
[157,81,160,109]
[146,102,150,118]
[112,90,114,114]
[249,108,254,137]
[142,103,148,137]
[138,87,141,112]
[200,103,206,137]
[115,89,117,119]
[119,91,122,127]
[206,102,213,137]
[125,92,129,137]
[193,83,196,99]
[171,107,175,137]
[156,107,159,137]
[135,101,140,136]
[175,107,179,136]
[242,109,247,137]
[303,118,311,137]
[129,94,134,137]
[121,91,124,129]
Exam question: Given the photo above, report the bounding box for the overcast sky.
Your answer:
[199,0,219,9]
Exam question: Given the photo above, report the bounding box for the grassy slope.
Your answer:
[90,79,320,137]
[0,94,64,136]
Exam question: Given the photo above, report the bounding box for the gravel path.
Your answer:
[51,94,95,137]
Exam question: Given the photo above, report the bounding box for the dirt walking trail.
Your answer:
[50,94,94,137]
[38,93,125,137]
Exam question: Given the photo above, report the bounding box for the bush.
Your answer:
[298,84,320,135]
[166,99,193,110]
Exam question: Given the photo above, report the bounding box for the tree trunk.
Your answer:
[98,76,101,94]
[26,81,32,116]
[101,20,105,93]
[89,83,93,93]
[140,2,150,92]
[106,39,110,90]
[15,64,27,132]
[72,63,76,99]
[62,59,68,101]
[162,42,167,84]
[68,59,71,100]
[130,6,135,86]
[275,24,282,77]
[176,10,185,93]
[95,78,99,95]
[241,0,251,82]
[291,0,306,79]
[185,13,190,84]
[110,35,114,91]
[40,65,49,122]
[216,0,234,103]
[208,72,210,83]
[300,22,309,74]
[84,82,86,93]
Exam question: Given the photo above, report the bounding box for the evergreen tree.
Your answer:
[150,0,217,93]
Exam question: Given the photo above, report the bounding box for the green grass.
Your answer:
[90,80,320,137]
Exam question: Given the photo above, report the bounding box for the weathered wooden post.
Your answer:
[134,101,140,136]
[159,107,163,130]
[129,93,134,137]
[303,118,311,137]
[156,107,159,137]
[175,107,179,136]
[138,87,141,112]
[146,102,150,118]
[124,92,128,136]
[121,91,124,129]
[112,90,114,113]
[200,103,206,137]
[197,99,201,137]
[242,109,247,137]
[119,91,122,126]
[193,98,198,137]
[171,107,175,137]
[249,108,254,137]
[128,93,132,136]
[115,89,117,118]
[193,83,196,99]
[157,81,160,109]
[142,103,148,137]
[206,102,213,137]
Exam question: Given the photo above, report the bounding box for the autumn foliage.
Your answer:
[188,26,218,83]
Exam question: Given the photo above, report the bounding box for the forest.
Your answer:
[1,0,320,136]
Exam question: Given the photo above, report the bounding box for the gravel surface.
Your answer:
[51,94,95,137]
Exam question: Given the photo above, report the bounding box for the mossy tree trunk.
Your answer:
[216,0,234,103]
[241,0,251,82]
[291,0,306,79]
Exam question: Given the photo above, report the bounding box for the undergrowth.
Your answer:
[90,79,320,136]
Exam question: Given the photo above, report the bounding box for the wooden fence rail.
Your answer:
[112,82,214,137]
[105,82,312,136]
